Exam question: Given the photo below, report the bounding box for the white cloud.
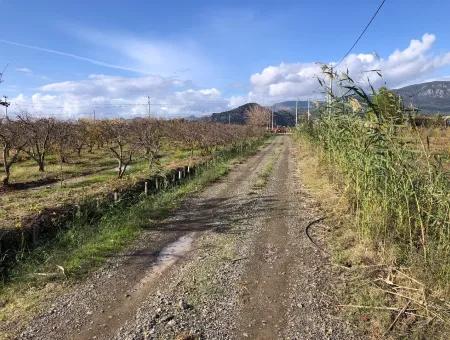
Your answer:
[228,95,249,108]
[9,74,229,118]
[40,74,185,98]
[248,33,450,103]
[16,67,32,74]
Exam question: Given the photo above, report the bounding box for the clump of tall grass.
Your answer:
[300,66,450,290]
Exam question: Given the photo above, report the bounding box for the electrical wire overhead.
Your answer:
[336,0,387,68]
[0,64,9,83]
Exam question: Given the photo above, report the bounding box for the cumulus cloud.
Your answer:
[248,33,450,103]
[10,74,229,118]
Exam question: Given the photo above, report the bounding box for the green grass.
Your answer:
[253,152,278,189]
[0,143,224,230]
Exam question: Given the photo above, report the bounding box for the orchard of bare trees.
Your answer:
[0,114,265,186]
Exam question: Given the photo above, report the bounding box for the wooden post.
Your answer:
[144,181,148,195]
[32,225,39,246]
[96,197,100,209]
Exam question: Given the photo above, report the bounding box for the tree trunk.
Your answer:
[2,146,10,186]
[38,160,45,172]
[148,155,154,170]
[2,164,10,186]
[117,159,123,178]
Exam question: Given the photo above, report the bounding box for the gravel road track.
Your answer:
[14,136,358,340]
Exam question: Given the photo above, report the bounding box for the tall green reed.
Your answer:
[300,67,450,287]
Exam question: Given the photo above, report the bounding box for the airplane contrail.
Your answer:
[0,39,146,74]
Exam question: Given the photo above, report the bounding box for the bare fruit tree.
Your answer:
[133,118,165,172]
[53,121,73,164]
[170,120,202,167]
[247,105,271,130]
[18,114,56,172]
[99,119,137,179]
[71,121,88,157]
[0,117,26,186]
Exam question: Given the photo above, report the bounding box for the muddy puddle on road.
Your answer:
[139,233,196,285]
[78,232,196,340]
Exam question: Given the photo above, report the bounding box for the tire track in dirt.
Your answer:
[235,136,358,339]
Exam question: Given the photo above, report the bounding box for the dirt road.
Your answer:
[16,136,357,339]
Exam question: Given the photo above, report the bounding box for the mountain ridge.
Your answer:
[393,80,450,113]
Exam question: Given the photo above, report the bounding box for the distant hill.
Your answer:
[273,101,310,112]
[394,81,450,114]
[274,81,450,116]
[273,100,323,120]
[211,103,262,124]
[211,103,299,127]
[272,110,296,126]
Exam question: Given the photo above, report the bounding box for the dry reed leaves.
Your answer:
[339,265,450,335]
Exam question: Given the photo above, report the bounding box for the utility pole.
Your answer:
[307,98,310,121]
[271,106,274,130]
[228,112,231,124]
[0,96,10,118]
[295,100,298,126]
[328,65,333,115]
[93,109,96,121]
[147,96,151,118]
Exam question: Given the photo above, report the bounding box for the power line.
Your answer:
[336,0,387,68]
[0,64,8,83]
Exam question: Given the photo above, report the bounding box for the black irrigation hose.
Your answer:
[305,216,330,255]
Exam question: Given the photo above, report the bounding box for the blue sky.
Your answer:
[1,0,450,117]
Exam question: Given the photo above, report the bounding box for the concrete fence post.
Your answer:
[144,181,148,195]
[155,177,159,191]
[114,192,118,202]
